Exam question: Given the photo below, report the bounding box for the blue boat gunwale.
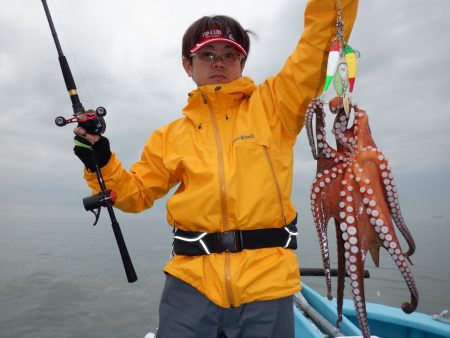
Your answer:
[295,282,450,338]
[341,299,450,338]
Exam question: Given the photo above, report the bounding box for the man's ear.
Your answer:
[182,57,193,77]
[240,59,246,76]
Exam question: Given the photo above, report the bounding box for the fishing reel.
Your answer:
[83,189,117,225]
[55,106,107,135]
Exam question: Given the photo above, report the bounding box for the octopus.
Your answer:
[305,96,418,338]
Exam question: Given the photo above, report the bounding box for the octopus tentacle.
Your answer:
[330,98,356,153]
[318,138,349,164]
[311,174,333,297]
[319,101,351,165]
[306,98,326,160]
[311,166,347,298]
[306,101,318,159]
[347,249,371,338]
[339,167,372,337]
[352,152,419,313]
[352,108,416,259]
[380,221,419,313]
[370,202,418,313]
[352,155,416,260]
[375,156,416,259]
[335,218,346,327]
[333,117,355,152]
[308,96,352,166]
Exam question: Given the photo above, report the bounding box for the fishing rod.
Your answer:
[41,0,137,283]
[300,268,370,278]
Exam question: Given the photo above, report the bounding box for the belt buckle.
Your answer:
[219,230,242,253]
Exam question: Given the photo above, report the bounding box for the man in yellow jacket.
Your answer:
[74,0,358,337]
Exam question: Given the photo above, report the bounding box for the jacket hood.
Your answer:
[182,76,256,126]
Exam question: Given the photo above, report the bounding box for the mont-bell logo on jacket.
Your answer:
[233,133,255,144]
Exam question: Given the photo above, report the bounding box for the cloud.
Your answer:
[1,0,449,233]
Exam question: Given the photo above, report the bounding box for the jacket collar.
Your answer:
[182,76,255,126]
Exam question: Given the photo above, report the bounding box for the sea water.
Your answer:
[1,199,449,338]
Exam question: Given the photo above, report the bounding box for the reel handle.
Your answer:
[54,106,107,135]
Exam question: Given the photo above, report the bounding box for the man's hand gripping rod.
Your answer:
[41,0,137,283]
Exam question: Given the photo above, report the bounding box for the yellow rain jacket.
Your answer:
[84,0,358,308]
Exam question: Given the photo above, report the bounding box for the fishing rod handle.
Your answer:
[110,215,138,283]
[95,164,138,283]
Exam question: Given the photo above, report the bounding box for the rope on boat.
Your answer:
[294,292,344,337]
[433,310,450,324]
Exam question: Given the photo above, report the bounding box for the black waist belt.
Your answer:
[172,218,298,256]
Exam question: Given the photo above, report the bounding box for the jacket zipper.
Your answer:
[202,91,235,307]
[263,146,287,225]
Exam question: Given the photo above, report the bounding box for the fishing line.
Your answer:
[49,0,95,109]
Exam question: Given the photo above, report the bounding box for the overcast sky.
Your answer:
[1,0,449,246]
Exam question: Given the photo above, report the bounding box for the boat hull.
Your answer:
[294,283,450,338]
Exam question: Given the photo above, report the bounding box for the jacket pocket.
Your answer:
[262,145,286,225]
[229,141,285,228]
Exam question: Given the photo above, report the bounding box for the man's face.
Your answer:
[183,42,246,87]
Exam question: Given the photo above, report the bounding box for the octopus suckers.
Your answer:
[347,226,357,235]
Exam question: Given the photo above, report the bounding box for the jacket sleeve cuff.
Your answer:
[83,152,121,192]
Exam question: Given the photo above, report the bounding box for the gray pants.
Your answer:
[156,275,294,338]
